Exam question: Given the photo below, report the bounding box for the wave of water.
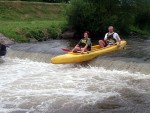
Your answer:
[6,37,150,75]
[6,49,150,75]
[0,58,150,113]
[89,56,150,75]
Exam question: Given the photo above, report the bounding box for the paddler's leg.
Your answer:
[81,48,87,52]
[80,48,89,54]
[99,40,106,48]
[72,46,81,53]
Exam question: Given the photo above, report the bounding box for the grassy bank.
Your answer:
[0,21,66,42]
[0,1,66,42]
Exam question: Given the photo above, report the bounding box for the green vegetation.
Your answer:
[0,1,66,42]
[0,21,66,42]
[1,0,70,3]
[0,0,149,42]
[67,0,150,35]
[0,1,65,21]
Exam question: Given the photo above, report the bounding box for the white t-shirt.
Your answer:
[104,32,121,42]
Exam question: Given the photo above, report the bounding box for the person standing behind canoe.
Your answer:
[72,31,92,53]
[0,40,7,56]
[99,26,121,48]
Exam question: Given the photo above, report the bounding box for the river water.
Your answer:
[0,37,150,113]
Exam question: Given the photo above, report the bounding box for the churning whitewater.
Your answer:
[0,58,150,113]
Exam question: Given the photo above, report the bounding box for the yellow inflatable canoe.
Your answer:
[51,40,127,64]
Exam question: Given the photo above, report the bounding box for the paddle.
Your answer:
[61,48,72,52]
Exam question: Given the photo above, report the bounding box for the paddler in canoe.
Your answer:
[72,31,92,53]
[99,26,122,48]
[51,27,127,64]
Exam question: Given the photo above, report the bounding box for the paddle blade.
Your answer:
[61,48,71,52]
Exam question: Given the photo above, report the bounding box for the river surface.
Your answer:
[0,37,150,113]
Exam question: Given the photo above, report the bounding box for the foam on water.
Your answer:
[0,58,150,113]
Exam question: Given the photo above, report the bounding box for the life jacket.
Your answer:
[106,32,117,45]
[78,38,91,50]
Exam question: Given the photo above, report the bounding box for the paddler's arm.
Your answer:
[72,40,81,52]
[117,41,123,49]
[72,44,79,52]
[82,39,91,52]
[104,33,108,41]
[82,44,88,52]
[116,41,121,47]
[115,33,122,48]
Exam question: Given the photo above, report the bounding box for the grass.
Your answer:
[0,20,66,42]
[0,1,67,42]
[0,1,66,21]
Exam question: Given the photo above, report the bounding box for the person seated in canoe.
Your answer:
[72,31,92,53]
[99,26,122,48]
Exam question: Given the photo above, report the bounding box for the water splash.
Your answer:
[0,58,150,113]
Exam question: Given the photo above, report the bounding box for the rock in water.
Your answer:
[0,33,14,46]
[61,31,75,39]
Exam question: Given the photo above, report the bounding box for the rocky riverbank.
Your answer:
[0,33,14,45]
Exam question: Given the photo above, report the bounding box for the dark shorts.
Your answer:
[104,41,114,47]
[79,45,91,51]
[87,46,91,51]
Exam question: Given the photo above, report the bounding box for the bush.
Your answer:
[67,0,150,35]
[16,22,65,41]
[135,11,150,30]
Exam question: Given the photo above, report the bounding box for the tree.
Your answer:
[67,0,150,35]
